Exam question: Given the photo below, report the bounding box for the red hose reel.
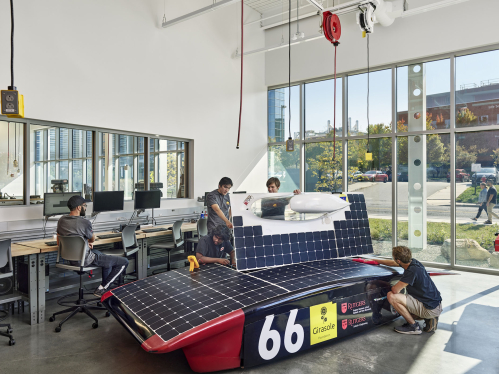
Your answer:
[323,11,341,45]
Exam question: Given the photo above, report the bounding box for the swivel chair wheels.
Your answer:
[8,339,15,346]
[7,328,13,334]
[49,316,55,322]
[92,322,98,329]
[105,312,111,317]
[55,326,62,333]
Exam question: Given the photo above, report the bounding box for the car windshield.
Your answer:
[480,168,496,173]
[365,171,376,174]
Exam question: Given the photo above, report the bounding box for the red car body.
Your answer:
[447,169,470,182]
[361,170,389,182]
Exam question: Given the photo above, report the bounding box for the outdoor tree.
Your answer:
[491,148,499,167]
[455,143,480,169]
[307,142,342,192]
[456,107,477,125]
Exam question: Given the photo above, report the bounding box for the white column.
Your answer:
[407,63,427,249]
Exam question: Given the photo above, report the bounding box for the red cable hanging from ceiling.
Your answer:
[236,0,244,149]
[322,12,341,160]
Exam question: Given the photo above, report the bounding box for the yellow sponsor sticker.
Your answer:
[310,302,337,345]
[339,193,348,202]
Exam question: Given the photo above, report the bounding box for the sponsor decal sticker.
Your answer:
[310,302,337,345]
[341,303,347,313]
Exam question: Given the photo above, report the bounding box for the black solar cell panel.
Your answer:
[235,193,373,271]
[110,265,289,343]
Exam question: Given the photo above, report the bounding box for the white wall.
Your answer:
[0,0,269,222]
[265,0,499,86]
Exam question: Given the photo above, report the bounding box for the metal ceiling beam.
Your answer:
[304,0,324,11]
[162,0,241,28]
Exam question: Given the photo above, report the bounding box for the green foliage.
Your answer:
[456,107,478,125]
[370,218,499,249]
[457,185,499,203]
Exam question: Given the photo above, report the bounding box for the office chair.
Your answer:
[101,224,140,283]
[185,218,208,252]
[149,220,184,272]
[0,239,15,346]
[49,236,108,333]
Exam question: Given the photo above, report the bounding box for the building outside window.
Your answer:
[149,139,186,198]
[31,125,92,202]
[98,133,143,200]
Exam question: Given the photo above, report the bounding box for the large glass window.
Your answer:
[149,139,186,198]
[348,138,392,254]
[0,121,24,205]
[348,69,392,135]
[397,59,451,132]
[397,134,450,264]
[268,144,300,192]
[31,125,92,202]
[98,133,143,200]
[304,141,342,192]
[455,130,499,269]
[268,86,300,142]
[455,50,499,128]
[304,78,343,140]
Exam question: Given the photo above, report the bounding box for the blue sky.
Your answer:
[275,49,499,137]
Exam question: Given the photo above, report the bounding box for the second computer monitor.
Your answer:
[93,191,125,213]
[43,192,82,217]
[134,190,161,210]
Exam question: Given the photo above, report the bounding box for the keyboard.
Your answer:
[45,241,58,246]
[142,227,172,233]
[97,233,122,239]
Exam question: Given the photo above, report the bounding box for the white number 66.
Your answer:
[258,309,304,360]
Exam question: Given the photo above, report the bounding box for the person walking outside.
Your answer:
[484,180,499,225]
[471,182,488,222]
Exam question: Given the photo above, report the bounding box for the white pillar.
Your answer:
[407,63,427,249]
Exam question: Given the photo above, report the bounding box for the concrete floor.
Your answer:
[0,271,498,374]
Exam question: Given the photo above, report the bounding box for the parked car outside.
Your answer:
[362,170,389,182]
[447,169,470,183]
[471,167,499,185]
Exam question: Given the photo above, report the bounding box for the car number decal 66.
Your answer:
[257,309,304,360]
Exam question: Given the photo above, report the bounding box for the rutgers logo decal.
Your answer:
[341,303,347,313]
[342,319,348,330]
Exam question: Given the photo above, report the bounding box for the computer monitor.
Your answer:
[93,191,125,213]
[134,190,161,210]
[43,192,82,217]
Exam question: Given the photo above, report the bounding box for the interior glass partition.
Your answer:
[149,139,186,198]
[31,125,92,202]
[0,121,24,205]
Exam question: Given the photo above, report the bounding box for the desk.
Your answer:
[140,222,197,274]
[18,230,148,324]
[14,223,197,324]
[10,244,39,325]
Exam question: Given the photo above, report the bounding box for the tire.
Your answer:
[7,328,13,334]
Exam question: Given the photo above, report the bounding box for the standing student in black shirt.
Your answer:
[484,180,499,224]
[206,177,233,233]
[376,246,442,335]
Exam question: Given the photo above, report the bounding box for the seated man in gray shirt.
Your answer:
[56,195,129,298]
[206,177,233,233]
[195,225,236,267]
